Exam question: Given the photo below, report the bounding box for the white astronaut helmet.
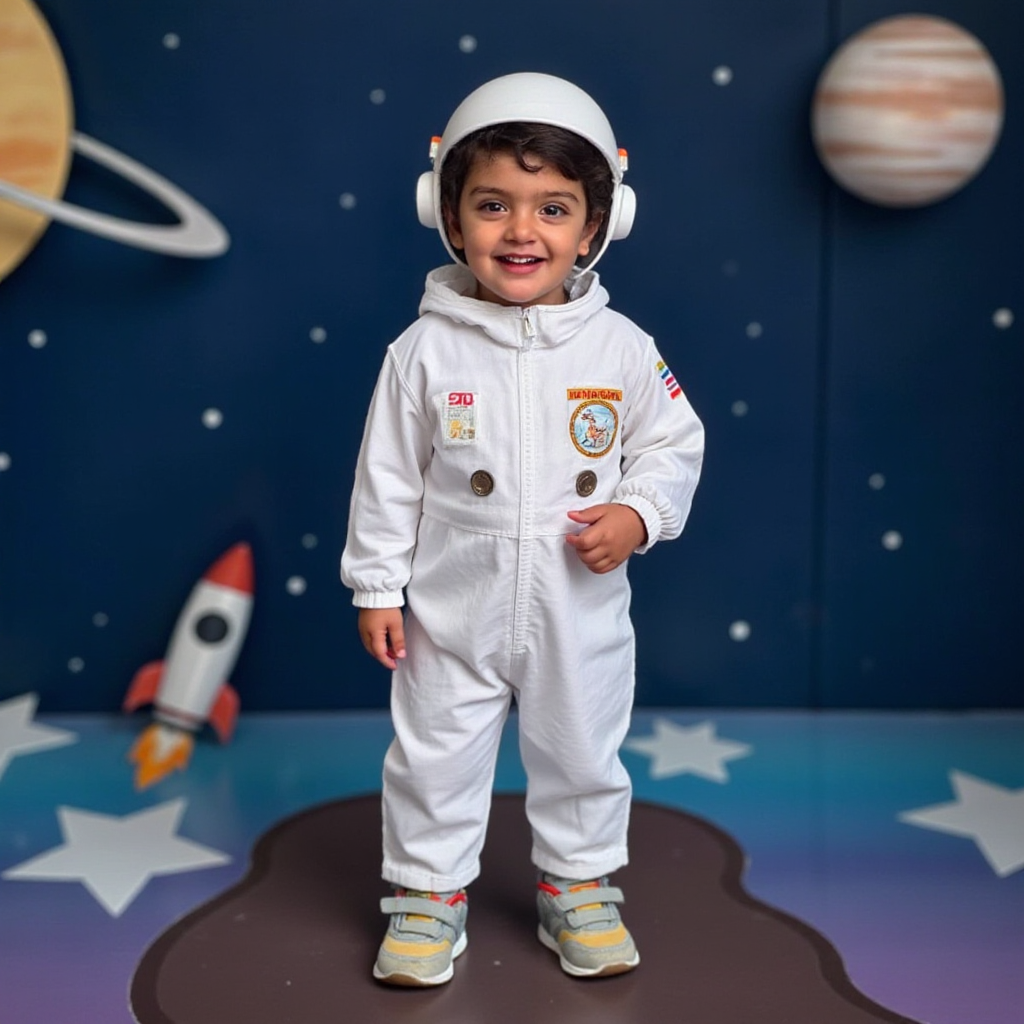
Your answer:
[416,72,636,271]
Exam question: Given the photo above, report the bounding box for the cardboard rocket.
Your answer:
[123,542,254,788]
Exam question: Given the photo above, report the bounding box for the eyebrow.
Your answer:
[467,185,582,205]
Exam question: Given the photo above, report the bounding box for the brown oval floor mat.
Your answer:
[130,794,920,1023]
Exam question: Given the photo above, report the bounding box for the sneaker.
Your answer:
[536,875,639,978]
[373,888,468,987]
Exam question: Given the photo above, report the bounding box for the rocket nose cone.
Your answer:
[203,542,255,594]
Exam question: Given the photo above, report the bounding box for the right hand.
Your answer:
[358,607,406,670]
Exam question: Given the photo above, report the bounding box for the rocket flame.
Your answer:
[128,723,194,789]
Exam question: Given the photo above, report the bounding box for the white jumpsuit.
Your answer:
[341,265,704,891]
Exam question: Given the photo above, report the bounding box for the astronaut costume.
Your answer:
[340,74,704,893]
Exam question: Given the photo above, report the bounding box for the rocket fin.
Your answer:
[123,661,165,712]
[209,683,240,743]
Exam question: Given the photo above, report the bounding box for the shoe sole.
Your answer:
[537,924,640,978]
[373,930,468,987]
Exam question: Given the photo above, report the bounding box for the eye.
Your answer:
[478,200,506,213]
[540,204,569,217]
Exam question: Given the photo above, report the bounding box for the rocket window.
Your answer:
[194,613,230,644]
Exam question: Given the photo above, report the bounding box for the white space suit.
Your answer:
[341,264,704,891]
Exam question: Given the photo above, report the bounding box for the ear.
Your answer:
[444,205,464,250]
[577,213,603,258]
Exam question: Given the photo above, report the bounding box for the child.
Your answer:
[341,72,704,986]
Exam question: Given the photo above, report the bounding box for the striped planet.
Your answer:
[811,15,1003,207]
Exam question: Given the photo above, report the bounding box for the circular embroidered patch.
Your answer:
[569,400,619,458]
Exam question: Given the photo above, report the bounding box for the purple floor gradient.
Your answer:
[0,708,1021,1024]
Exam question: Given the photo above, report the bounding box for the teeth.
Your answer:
[502,256,539,264]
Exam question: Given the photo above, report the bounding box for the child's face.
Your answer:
[446,151,600,308]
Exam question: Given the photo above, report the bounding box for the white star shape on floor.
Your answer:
[899,771,1024,877]
[2,798,231,915]
[624,718,753,782]
[0,692,77,781]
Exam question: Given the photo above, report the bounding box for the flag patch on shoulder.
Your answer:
[657,360,682,399]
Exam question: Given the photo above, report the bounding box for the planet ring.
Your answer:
[0,131,229,258]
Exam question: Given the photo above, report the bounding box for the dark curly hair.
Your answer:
[440,122,615,268]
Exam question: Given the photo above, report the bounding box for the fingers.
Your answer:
[566,506,605,525]
[365,630,400,669]
[386,620,406,662]
[565,507,627,574]
[358,610,406,670]
[565,531,621,574]
[565,503,644,575]
[576,547,620,574]
[565,513,604,553]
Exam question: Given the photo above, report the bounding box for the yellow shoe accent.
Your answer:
[381,936,449,958]
[558,922,629,949]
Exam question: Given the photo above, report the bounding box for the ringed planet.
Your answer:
[0,0,229,285]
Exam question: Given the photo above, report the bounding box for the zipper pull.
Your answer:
[522,306,537,341]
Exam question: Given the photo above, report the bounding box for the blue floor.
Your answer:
[1,701,1022,1024]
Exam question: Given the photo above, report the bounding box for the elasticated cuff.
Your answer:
[352,589,405,609]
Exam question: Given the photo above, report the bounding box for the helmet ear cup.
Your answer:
[610,184,636,241]
[416,172,437,228]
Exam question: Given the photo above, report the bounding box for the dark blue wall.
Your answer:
[1,0,1021,712]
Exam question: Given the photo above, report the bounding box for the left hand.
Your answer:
[565,503,647,574]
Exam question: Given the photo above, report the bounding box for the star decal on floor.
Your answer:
[899,770,1024,877]
[0,692,77,782]
[2,798,231,915]
[624,718,753,781]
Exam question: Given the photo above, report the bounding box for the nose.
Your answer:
[504,207,534,243]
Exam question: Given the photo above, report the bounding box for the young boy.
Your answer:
[341,72,704,986]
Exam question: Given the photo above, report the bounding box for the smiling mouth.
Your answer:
[497,255,543,265]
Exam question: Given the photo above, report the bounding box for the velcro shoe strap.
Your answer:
[380,895,463,928]
[569,904,620,928]
[552,886,624,913]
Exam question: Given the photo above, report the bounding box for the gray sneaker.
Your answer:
[536,875,639,978]
[373,888,468,986]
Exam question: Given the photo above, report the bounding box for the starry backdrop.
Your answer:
[1,0,1022,714]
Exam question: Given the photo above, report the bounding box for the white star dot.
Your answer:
[202,408,223,429]
[729,620,751,642]
[163,33,180,50]
[286,575,307,596]
[92,612,109,627]
[339,193,357,210]
[459,34,478,53]
[868,473,886,490]
[745,322,763,338]
[993,308,1014,329]
[882,530,903,551]
[0,452,10,472]
[309,326,327,343]
[712,65,733,86]
[369,88,386,105]
[301,533,318,549]
[68,658,84,674]
[731,400,748,417]
[28,329,47,348]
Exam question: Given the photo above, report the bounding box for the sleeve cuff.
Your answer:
[352,590,406,609]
